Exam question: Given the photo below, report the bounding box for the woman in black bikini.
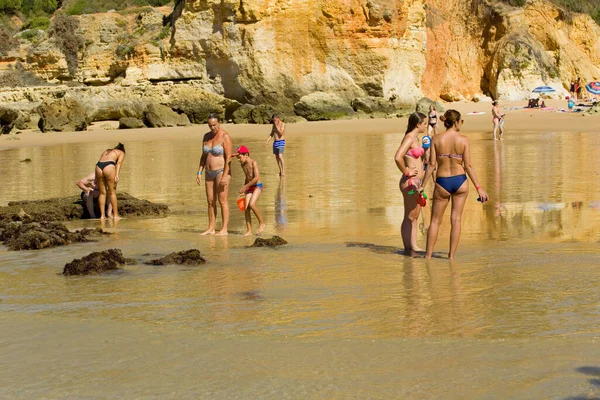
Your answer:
[95,143,126,221]
[428,104,438,136]
[419,110,488,259]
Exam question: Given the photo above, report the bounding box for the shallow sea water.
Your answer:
[1,127,600,399]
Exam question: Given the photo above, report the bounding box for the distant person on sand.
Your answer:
[75,172,112,219]
[264,114,286,177]
[394,112,428,253]
[95,143,126,221]
[570,80,576,98]
[197,113,232,235]
[492,101,505,140]
[427,104,438,136]
[419,110,489,259]
[234,145,265,236]
[576,77,582,100]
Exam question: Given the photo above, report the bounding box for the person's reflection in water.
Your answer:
[205,234,229,251]
[493,141,506,217]
[275,177,287,232]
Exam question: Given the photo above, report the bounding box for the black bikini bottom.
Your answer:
[96,161,116,170]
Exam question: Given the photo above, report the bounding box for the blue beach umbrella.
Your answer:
[532,86,556,93]
[585,82,600,95]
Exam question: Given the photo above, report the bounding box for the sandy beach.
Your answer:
[2,99,600,399]
[1,99,598,151]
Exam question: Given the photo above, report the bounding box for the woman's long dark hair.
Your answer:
[114,142,126,153]
[405,112,427,134]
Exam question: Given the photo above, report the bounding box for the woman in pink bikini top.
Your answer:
[394,112,428,253]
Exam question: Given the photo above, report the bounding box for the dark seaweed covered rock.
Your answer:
[144,249,206,266]
[63,249,128,276]
[0,219,106,251]
[0,192,169,222]
[251,236,288,247]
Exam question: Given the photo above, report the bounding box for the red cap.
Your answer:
[233,145,249,156]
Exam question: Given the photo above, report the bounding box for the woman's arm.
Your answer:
[220,133,233,186]
[196,152,207,185]
[462,138,489,202]
[115,151,125,182]
[394,135,418,177]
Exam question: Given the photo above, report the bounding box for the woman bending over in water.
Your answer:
[419,110,488,259]
[394,112,428,253]
[196,113,233,235]
[95,143,126,221]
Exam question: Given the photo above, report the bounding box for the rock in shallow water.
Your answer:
[144,249,206,265]
[63,248,129,276]
[251,236,288,247]
[0,192,169,222]
[0,220,107,251]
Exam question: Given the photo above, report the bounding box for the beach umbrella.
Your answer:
[585,81,600,95]
[532,86,556,93]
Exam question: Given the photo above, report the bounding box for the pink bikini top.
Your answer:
[406,147,425,159]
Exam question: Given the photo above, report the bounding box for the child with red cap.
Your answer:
[234,145,265,235]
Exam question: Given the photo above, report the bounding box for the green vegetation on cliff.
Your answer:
[63,0,172,15]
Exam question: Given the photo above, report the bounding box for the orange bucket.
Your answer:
[237,195,246,211]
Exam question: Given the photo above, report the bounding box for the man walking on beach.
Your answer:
[265,114,286,177]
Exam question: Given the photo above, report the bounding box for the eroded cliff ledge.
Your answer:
[1,0,599,115]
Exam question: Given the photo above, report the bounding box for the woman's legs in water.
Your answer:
[448,182,469,259]
[400,180,423,252]
[492,119,499,140]
[95,166,107,221]
[201,178,218,235]
[425,184,451,259]
[102,166,120,220]
[215,173,229,235]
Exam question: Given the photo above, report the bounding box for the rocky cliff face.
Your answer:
[1,0,600,113]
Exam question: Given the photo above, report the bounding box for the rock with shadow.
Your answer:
[144,249,206,266]
[0,192,169,222]
[250,236,288,247]
[0,217,108,251]
[63,248,133,276]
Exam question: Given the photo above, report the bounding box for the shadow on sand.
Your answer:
[565,366,600,400]
[345,242,447,259]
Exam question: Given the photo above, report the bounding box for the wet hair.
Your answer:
[440,109,462,129]
[405,112,427,134]
[207,113,220,122]
[114,143,126,153]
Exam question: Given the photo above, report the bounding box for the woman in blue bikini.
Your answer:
[196,113,233,235]
[419,110,489,259]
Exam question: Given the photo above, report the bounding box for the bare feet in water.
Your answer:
[243,231,252,236]
[256,223,265,235]
[112,215,122,221]
[412,246,424,252]
[215,229,228,236]
[200,229,215,235]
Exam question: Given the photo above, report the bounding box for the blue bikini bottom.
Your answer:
[436,174,467,194]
